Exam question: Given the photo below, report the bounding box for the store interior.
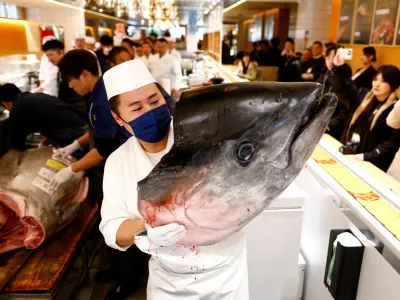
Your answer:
[0,0,400,299]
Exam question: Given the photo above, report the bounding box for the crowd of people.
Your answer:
[232,36,400,177]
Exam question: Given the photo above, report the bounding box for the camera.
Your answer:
[338,48,353,60]
[339,142,359,155]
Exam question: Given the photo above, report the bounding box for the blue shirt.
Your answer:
[89,77,132,145]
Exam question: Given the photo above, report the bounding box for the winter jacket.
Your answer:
[317,64,353,141]
[331,65,400,171]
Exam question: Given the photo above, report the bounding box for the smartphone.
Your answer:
[338,48,353,60]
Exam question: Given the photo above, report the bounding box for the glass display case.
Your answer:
[0,54,40,92]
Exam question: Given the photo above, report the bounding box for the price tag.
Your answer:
[38,167,56,181]
[45,159,66,171]
[32,177,54,195]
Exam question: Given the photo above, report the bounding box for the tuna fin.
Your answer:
[0,150,23,177]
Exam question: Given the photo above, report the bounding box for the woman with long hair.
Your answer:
[332,51,400,171]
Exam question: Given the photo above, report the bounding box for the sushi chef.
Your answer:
[100,59,249,299]
[148,38,182,97]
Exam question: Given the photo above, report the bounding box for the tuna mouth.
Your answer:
[0,191,45,254]
[294,93,334,140]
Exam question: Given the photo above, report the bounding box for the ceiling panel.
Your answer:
[223,0,297,21]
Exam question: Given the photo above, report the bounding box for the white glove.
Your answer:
[146,223,187,247]
[38,142,46,148]
[48,166,75,191]
[54,140,81,158]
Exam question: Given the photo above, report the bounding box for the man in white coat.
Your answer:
[148,38,182,97]
[100,59,249,300]
[139,41,156,68]
[167,37,182,63]
[36,36,59,97]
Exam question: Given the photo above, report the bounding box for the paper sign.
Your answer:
[188,8,198,36]
[38,167,56,181]
[51,154,71,166]
[32,177,54,195]
[46,159,66,171]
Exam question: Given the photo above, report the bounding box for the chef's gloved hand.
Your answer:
[146,223,186,247]
[48,166,75,191]
[54,140,81,158]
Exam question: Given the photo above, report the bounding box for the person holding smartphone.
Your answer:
[331,48,400,171]
[277,38,300,82]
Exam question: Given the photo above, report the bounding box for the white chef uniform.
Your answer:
[170,48,182,63]
[100,59,249,300]
[38,53,59,97]
[148,52,182,94]
[140,54,157,69]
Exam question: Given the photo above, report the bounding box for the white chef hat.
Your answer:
[85,36,96,44]
[103,59,156,100]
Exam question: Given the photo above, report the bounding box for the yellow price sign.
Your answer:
[45,159,66,171]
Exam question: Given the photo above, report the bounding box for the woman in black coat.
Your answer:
[332,52,400,172]
[351,47,376,90]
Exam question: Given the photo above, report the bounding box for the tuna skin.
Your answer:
[0,147,88,254]
[138,82,337,246]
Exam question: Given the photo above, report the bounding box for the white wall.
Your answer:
[204,4,223,34]
[294,0,332,50]
[25,6,85,52]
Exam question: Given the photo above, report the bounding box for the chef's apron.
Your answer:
[135,230,249,300]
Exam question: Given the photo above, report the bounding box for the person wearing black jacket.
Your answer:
[278,38,300,82]
[266,37,281,66]
[351,46,376,90]
[332,51,400,171]
[301,41,325,82]
[95,35,114,74]
[317,44,353,140]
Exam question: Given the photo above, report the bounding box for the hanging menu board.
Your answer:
[353,0,375,44]
[370,0,399,45]
[337,0,355,43]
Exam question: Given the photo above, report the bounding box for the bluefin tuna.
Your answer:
[0,147,88,253]
[138,82,337,246]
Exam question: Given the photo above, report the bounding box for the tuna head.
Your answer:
[138,82,337,246]
[0,147,88,254]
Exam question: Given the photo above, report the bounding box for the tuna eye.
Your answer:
[236,142,255,163]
